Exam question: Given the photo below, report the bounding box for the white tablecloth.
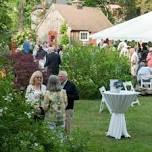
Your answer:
[103,91,139,139]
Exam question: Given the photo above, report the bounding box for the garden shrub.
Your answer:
[59,23,69,46]
[0,92,89,152]
[62,45,131,99]
[0,85,89,152]
[9,52,39,90]
[12,28,36,48]
[0,56,89,152]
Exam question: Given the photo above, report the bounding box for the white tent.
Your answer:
[128,30,152,42]
[90,12,152,42]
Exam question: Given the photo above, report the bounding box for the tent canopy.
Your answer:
[90,12,152,42]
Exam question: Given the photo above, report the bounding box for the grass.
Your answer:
[72,96,152,152]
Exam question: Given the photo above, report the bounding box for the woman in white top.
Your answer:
[25,71,46,108]
[131,49,139,77]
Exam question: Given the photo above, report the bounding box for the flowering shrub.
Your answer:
[0,83,89,152]
[12,28,36,47]
[0,68,6,79]
[0,55,89,152]
[9,52,39,90]
[62,45,131,99]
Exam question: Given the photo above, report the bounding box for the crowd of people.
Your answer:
[98,39,152,87]
[130,42,152,87]
[22,38,79,135]
[22,38,64,77]
[25,70,79,134]
[21,36,152,137]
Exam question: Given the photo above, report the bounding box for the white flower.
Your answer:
[3,94,13,102]
[24,112,32,119]
[34,143,38,147]
[0,108,3,116]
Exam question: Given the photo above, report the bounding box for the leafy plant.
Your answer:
[9,52,39,90]
[59,23,69,46]
[13,28,36,47]
[0,54,89,152]
[60,34,69,46]
[62,44,131,99]
[0,0,12,51]
[60,22,68,34]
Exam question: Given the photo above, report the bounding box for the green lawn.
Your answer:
[72,96,152,152]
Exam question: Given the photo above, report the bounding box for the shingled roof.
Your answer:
[54,4,112,32]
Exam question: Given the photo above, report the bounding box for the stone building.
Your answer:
[36,1,112,44]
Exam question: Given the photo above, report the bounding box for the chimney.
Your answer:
[72,0,83,9]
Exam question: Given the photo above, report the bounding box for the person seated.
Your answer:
[137,62,151,84]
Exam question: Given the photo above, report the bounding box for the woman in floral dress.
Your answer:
[25,71,46,120]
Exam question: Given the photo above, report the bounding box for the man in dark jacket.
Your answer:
[44,47,61,76]
[58,70,79,133]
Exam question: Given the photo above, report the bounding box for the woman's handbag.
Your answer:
[34,107,45,121]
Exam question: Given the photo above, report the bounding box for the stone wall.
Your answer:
[36,5,65,42]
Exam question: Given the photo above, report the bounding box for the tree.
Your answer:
[17,0,46,30]
[18,0,26,31]
[136,0,152,14]
[59,23,69,46]
[82,0,139,21]
[82,0,116,23]
[0,0,12,51]
[122,0,137,20]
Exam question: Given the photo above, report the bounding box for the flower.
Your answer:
[0,68,6,79]
[34,143,38,147]
[2,93,14,102]
[24,112,32,119]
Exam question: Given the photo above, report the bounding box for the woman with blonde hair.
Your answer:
[25,71,46,116]
[42,75,67,129]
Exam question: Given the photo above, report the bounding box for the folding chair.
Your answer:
[123,81,140,106]
[99,86,111,114]
[140,77,152,89]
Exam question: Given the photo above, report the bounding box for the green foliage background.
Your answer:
[0,54,89,152]
[0,0,12,51]
[59,23,69,46]
[62,45,131,99]
[13,28,36,47]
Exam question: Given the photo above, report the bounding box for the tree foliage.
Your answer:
[82,0,152,21]
[136,0,152,14]
[0,0,12,51]
[62,45,131,99]
[0,52,89,152]
[59,23,69,46]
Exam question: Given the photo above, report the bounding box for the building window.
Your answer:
[79,31,89,41]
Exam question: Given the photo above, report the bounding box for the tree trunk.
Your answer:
[41,0,47,16]
[18,0,26,32]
